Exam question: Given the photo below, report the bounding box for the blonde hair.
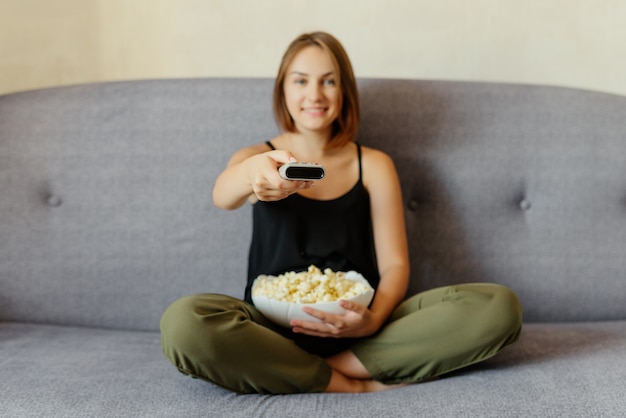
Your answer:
[273,32,359,148]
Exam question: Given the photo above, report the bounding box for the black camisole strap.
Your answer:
[356,142,362,181]
[266,140,276,150]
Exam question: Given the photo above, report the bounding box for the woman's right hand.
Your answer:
[246,151,314,202]
[213,147,314,210]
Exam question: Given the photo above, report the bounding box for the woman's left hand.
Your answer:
[290,300,378,338]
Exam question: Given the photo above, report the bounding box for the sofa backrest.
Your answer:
[1,79,625,330]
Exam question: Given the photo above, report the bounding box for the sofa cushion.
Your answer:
[1,321,624,417]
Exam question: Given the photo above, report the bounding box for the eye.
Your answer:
[323,79,336,86]
[294,78,306,85]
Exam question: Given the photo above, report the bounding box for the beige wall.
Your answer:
[1,0,625,96]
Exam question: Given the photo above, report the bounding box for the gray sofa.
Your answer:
[1,78,625,418]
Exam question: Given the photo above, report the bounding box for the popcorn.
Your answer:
[252,265,370,304]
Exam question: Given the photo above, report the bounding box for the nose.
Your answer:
[306,82,322,102]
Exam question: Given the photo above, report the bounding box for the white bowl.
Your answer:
[251,270,374,328]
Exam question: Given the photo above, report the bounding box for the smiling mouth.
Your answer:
[302,107,327,115]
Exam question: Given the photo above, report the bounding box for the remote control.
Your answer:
[279,162,325,181]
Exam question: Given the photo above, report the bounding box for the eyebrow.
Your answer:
[289,71,335,77]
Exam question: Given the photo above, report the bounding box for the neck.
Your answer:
[286,131,334,159]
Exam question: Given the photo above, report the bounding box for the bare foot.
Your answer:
[324,370,409,393]
[363,379,410,392]
[323,350,439,393]
[325,350,373,379]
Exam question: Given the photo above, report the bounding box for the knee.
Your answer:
[160,293,254,359]
[487,284,523,342]
[160,295,203,354]
[160,294,238,375]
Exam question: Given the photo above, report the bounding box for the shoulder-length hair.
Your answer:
[273,32,359,148]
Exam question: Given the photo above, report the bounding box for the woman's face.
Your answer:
[283,46,341,136]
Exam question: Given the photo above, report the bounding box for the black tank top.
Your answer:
[244,142,380,304]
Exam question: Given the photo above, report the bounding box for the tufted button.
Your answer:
[519,198,532,211]
[408,199,419,211]
[46,194,63,208]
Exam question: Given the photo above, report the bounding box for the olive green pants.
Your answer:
[160,283,522,394]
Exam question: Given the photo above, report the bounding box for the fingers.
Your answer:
[266,149,297,165]
[302,301,365,322]
[292,326,340,338]
[249,150,317,202]
[290,308,343,337]
[252,180,313,202]
[291,320,344,338]
[338,299,364,313]
[290,302,369,338]
[302,306,344,326]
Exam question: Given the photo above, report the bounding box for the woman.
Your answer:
[160,31,522,394]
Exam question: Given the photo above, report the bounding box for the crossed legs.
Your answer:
[160,283,522,394]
